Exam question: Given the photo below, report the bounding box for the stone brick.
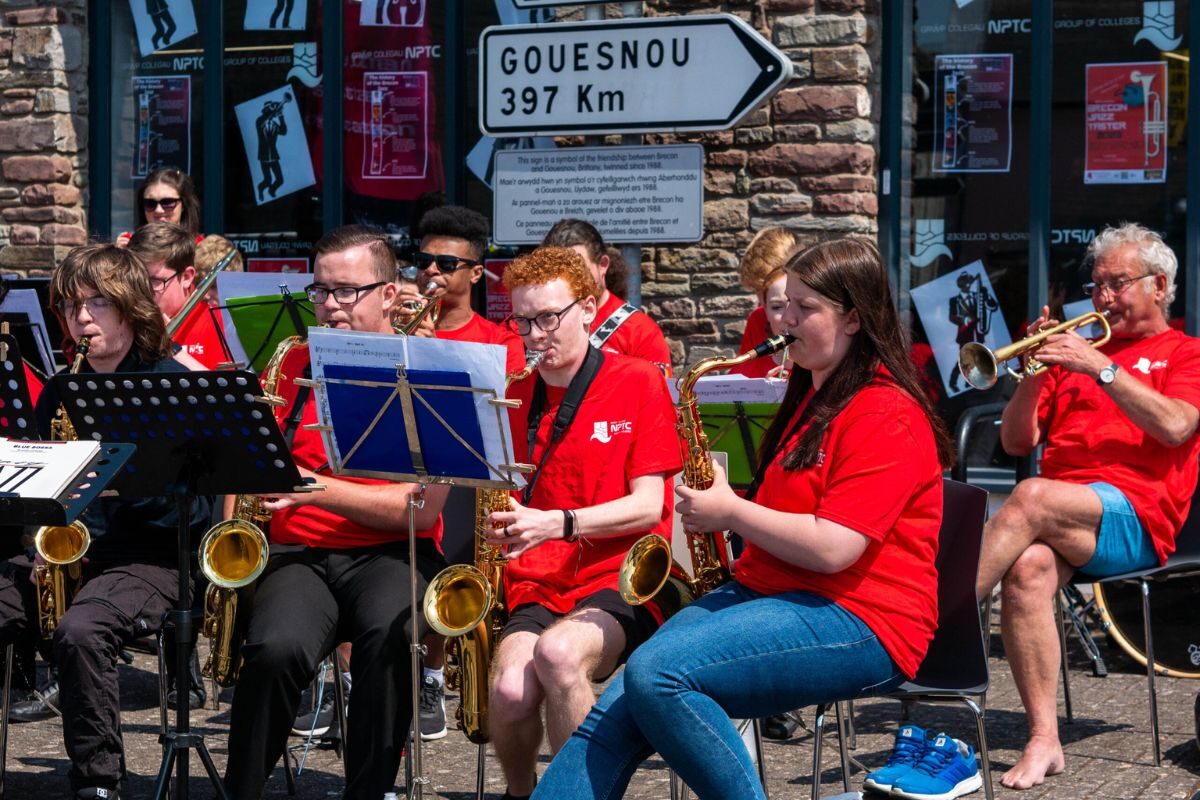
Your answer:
[0,243,53,270]
[825,119,876,142]
[0,118,54,151]
[703,199,750,231]
[740,106,771,128]
[53,113,85,152]
[689,345,736,363]
[20,181,80,205]
[0,98,33,114]
[821,0,873,10]
[666,338,685,367]
[652,297,697,318]
[691,272,743,293]
[640,278,692,298]
[758,213,876,233]
[774,85,870,122]
[734,126,774,145]
[735,170,752,195]
[3,88,35,99]
[10,224,37,244]
[776,14,867,47]
[658,247,739,274]
[799,174,875,193]
[813,192,877,215]
[700,295,758,317]
[2,154,71,182]
[747,143,874,175]
[0,37,11,61]
[0,69,67,90]
[708,151,748,168]
[812,45,872,82]
[768,0,815,11]
[751,192,814,215]
[660,318,719,337]
[721,321,748,341]
[775,124,822,142]
[750,177,799,194]
[3,204,78,223]
[0,187,17,200]
[6,8,70,25]
[34,88,70,113]
[40,222,86,245]
[704,169,736,195]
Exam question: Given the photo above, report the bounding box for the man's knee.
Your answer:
[999,478,1061,529]
[1003,545,1062,602]
[532,626,600,692]
[52,603,118,660]
[490,659,540,723]
[239,632,314,680]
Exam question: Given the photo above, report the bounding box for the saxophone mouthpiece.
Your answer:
[525,349,546,369]
[753,334,795,359]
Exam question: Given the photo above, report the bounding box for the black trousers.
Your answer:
[0,557,180,792]
[223,540,442,800]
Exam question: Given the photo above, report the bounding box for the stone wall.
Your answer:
[0,2,88,278]
[641,0,880,367]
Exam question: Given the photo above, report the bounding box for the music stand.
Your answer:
[217,276,314,372]
[0,328,37,440]
[55,369,312,800]
[305,329,526,800]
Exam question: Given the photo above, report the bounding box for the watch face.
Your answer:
[1100,367,1116,384]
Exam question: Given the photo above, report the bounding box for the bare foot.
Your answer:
[1001,735,1065,790]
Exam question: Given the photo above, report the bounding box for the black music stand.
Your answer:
[0,329,37,440]
[55,369,311,800]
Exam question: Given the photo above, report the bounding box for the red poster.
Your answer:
[247,257,310,274]
[484,258,513,323]
[1085,62,1168,185]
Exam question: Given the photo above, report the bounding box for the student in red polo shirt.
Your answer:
[223,226,450,800]
[542,218,672,377]
[530,239,956,800]
[127,222,227,369]
[734,227,805,378]
[483,246,682,800]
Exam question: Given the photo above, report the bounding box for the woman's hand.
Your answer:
[486,496,568,558]
[675,460,738,533]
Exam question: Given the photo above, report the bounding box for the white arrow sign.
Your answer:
[479,14,793,137]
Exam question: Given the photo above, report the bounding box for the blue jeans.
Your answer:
[531,582,904,800]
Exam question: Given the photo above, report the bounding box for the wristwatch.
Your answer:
[1097,363,1119,386]
[562,509,578,543]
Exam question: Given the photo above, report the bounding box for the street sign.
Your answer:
[479,14,793,136]
[492,144,704,244]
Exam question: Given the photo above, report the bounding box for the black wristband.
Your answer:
[562,509,578,543]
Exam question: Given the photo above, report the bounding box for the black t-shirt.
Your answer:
[33,348,213,568]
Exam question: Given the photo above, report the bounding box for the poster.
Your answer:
[1085,61,1168,185]
[933,54,1013,173]
[234,86,317,206]
[484,258,513,324]
[244,0,309,31]
[128,0,198,57]
[131,76,191,179]
[362,72,429,180]
[359,0,427,27]
[910,262,1012,398]
[247,257,310,273]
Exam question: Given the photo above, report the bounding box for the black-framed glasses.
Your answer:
[142,197,180,212]
[305,281,387,305]
[148,272,181,294]
[1082,273,1153,298]
[505,299,581,335]
[56,296,114,317]
[414,251,480,274]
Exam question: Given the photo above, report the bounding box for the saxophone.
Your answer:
[34,336,92,639]
[422,350,543,744]
[199,335,302,687]
[620,334,795,603]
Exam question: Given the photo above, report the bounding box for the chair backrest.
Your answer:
[1166,467,1200,567]
[909,478,990,692]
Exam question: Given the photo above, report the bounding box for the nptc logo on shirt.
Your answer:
[590,420,633,443]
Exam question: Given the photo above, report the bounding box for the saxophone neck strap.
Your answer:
[589,302,638,349]
[522,346,604,505]
[282,364,311,451]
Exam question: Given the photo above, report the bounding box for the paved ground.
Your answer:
[5,603,1200,799]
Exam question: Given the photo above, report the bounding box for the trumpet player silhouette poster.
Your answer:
[910,262,1012,398]
[235,86,316,206]
[244,0,309,31]
[127,0,198,57]
[932,54,1013,173]
[1085,62,1168,184]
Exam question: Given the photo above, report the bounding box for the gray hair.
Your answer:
[1087,222,1177,309]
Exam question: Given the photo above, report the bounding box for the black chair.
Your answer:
[811,479,994,800]
[1057,482,1200,767]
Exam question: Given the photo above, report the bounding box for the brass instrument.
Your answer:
[199,335,301,688]
[35,335,92,638]
[394,280,441,335]
[620,334,796,605]
[422,350,543,743]
[165,247,239,338]
[958,310,1111,391]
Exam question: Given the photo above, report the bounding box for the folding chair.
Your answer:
[811,479,994,800]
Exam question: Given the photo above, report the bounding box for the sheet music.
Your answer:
[307,327,523,488]
[0,437,100,499]
[667,374,789,405]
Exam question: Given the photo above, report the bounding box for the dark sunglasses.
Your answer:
[143,197,181,212]
[414,251,480,274]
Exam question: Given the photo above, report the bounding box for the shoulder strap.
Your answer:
[282,364,311,450]
[589,302,639,349]
[523,346,605,504]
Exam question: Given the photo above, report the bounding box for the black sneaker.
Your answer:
[419,675,447,740]
[761,712,801,741]
[292,691,337,738]
[166,648,207,710]
[10,679,60,723]
[75,788,120,800]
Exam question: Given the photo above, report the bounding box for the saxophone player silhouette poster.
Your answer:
[234,86,317,206]
[1085,61,1168,184]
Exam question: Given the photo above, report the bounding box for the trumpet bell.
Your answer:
[424,565,493,638]
[619,534,673,606]
[958,342,999,391]
[35,521,89,565]
[200,520,268,589]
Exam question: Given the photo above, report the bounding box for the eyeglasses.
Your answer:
[149,272,181,294]
[305,281,387,305]
[414,251,480,274]
[1082,273,1153,298]
[143,197,181,213]
[56,296,114,317]
[505,299,581,335]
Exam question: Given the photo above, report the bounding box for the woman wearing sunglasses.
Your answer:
[117,168,202,247]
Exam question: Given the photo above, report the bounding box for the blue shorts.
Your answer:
[1079,482,1157,577]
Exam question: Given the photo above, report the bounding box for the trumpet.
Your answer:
[958,310,1111,391]
[394,280,441,335]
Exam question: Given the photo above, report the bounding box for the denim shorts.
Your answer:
[1080,482,1158,577]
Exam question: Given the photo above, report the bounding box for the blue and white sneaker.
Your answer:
[892,734,982,800]
[863,724,929,794]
